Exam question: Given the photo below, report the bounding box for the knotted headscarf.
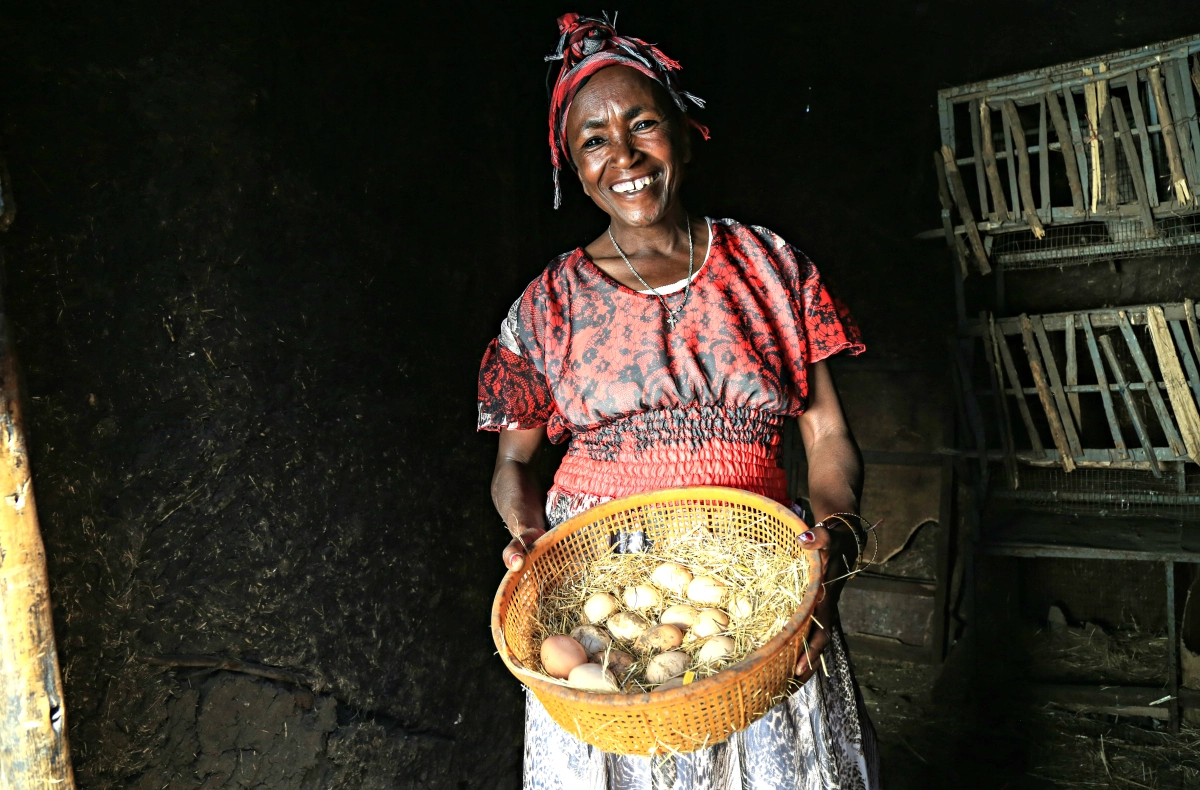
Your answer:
[546,12,708,208]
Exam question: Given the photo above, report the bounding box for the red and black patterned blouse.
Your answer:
[477,218,864,507]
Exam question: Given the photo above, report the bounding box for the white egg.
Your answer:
[622,584,662,610]
[660,604,700,631]
[691,609,730,638]
[570,625,612,657]
[686,576,728,605]
[651,562,693,595]
[645,651,691,684]
[567,662,621,692]
[697,636,736,664]
[729,595,754,619]
[583,593,620,624]
[606,611,649,642]
[633,624,684,654]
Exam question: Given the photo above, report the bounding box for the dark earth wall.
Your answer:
[1,2,1200,788]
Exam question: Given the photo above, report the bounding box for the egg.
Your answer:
[686,576,728,605]
[651,562,693,595]
[729,595,754,619]
[567,662,621,692]
[691,608,730,638]
[656,676,685,691]
[646,651,691,684]
[540,635,588,679]
[697,636,736,664]
[633,624,684,654]
[606,611,650,641]
[570,625,612,657]
[660,604,700,631]
[623,584,662,610]
[583,593,620,624]
[593,648,635,677]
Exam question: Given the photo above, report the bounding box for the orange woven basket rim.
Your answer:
[489,485,824,711]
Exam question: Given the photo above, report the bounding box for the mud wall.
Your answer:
[1,2,1199,788]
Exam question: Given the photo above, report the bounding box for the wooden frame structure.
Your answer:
[926,34,1200,276]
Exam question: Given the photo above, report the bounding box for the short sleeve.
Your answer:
[793,246,865,364]
[476,292,555,431]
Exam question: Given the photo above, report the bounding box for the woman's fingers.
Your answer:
[501,527,546,571]
[798,524,832,551]
[794,592,834,679]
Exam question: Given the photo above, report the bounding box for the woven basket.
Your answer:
[490,486,822,756]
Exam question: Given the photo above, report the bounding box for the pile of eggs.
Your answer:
[539,561,754,693]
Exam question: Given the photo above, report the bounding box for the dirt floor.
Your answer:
[3,1,1200,788]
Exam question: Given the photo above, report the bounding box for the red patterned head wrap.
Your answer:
[546,12,708,208]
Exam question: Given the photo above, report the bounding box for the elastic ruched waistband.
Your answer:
[552,407,789,501]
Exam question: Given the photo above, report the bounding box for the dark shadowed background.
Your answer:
[1,2,1199,787]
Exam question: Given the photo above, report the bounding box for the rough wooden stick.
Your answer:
[1083,68,1102,213]
[0,319,75,788]
[1032,314,1084,460]
[978,102,1012,222]
[970,99,992,220]
[142,654,313,687]
[1122,72,1159,207]
[1117,310,1187,458]
[1000,100,1045,238]
[1081,312,1128,459]
[1164,62,1200,190]
[1065,314,1081,426]
[1001,99,1022,218]
[1148,66,1192,205]
[1169,320,1200,407]
[1038,96,1050,211]
[1021,314,1076,472]
[1099,333,1162,475]
[1111,95,1157,237]
[1063,85,1092,209]
[940,146,992,275]
[1146,306,1200,461]
[1046,90,1086,212]
[1099,81,1119,211]
[982,312,1019,488]
[994,318,1046,457]
[1187,298,1200,368]
[933,151,969,279]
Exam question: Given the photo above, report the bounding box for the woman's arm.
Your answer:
[793,359,864,679]
[492,426,550,571]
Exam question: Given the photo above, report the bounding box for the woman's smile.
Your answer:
[611,172,661,194]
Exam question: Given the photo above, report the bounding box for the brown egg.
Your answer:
[691,609,730,638]
[593,648,636,678]
[697,636,736,664]
[651,562,693,595]
[686,576,728,605]
[633,624,684,654]
[729,595,754,619]
[646,651,691,684]
[606,611,650,641]
[540,635,588,679]
[583,593,620,624]
[567,663,621,692]
[570,625,613,657]
[622,584,662,610]
[660,604,700,631]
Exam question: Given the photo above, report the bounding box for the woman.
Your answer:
[478,14,880,789]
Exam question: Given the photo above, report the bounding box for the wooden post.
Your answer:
[0,318,74,787]
[940,146,992,275]
[1046,90,1086,212]
[1111,95,1157,237]
[1148,66,1192,206]
[1122,72,1159,208]
[1000,100,1046,238]
[978,102,1013,222]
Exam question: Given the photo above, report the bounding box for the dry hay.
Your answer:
[1021,620,1168,686]
[529,523,810,693]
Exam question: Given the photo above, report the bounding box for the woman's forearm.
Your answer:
[491,458,548,536]
[805,431,862,521]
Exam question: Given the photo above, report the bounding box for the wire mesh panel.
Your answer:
[929,34,1200,274]
[989,463,1200,519]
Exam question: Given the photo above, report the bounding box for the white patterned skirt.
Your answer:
[523,491,882,790]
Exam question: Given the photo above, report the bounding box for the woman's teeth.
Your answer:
[612,174,659,194]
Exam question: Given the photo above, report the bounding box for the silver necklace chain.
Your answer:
[607,216,694,329]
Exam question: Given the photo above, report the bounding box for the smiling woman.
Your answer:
[478,13,880,790]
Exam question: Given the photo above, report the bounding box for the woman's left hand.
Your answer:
[793,521,858,682]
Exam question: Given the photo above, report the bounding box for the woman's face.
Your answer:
[565,66,690,228]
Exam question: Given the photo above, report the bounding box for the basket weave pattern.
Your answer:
[490,486,822,756]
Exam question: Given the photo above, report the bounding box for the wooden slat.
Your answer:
[994,318,1046,457]
[1081,312,1128,458]
[1169,319,1200,413]
[1163,64,1200,193]
[1063,85,1092,209]
[933,152,970,279]
[1099,332,1162,475]
[1176,58,1200,184]
[979,102,1012,222]
[970,99,992,220]
[1148,66,1193,205]
[1100,81,1120,210]
[982,313,1019,487]
[1117,309,1187,457]
[1123,72,1160,207]
[1039,96,1050,211]
[1046,90,1086,212]
[1065,314,1081,425]
[1021,314,1076,471]
[1083,68,1102,212]
[1032,314,1084,459]
[1111,94,1158,237]
[1001,98,1022,218]
[940,146,992,275]
[1147,305,1200,460]
[1000,101,1046,238]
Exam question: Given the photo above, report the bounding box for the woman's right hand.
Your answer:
[502,527,546,571]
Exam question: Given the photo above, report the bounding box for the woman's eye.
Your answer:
[633,120,657,131]
[583,136,604,149]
